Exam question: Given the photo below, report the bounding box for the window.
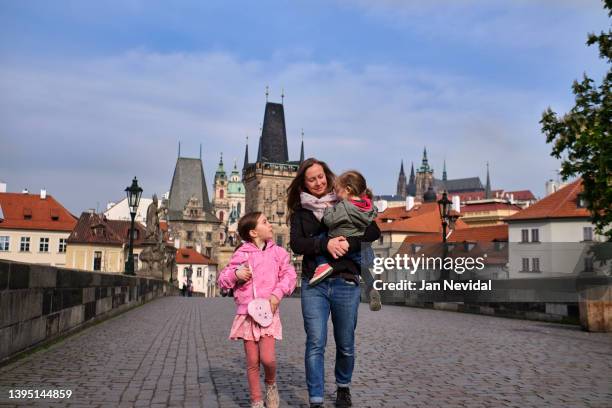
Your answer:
[59,238,67,253]
[39,237,49,252]
[220,189,224,199]
[583,227,593,241]
[276,235,284,247]
[0,236,9,251]
[186,231,193,240]
[197,267,202,277]
[237,202,241,217]
[531,229,539,243]
[521,229,529,243]
[378,236,384,245]
[532,258,540,272]
[93,251,102,271]
[205,247,212,257]
[20,237,30,252]
[133,254,139,271]
[219,211,224,222]
[521,258,529,272]
[206,232,212,241]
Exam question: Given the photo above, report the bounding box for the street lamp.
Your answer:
[124,177,143,275]
[437,190,459,282]
[437,191,452,244]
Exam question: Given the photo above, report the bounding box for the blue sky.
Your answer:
[0,0,609,214]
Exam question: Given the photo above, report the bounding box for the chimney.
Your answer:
[40,189,47,199]
[406,196,415,211]
[0,181,6,193]
[106,201,116,210]
[87,208,95,214]
[22,188,29,194]
[452,195,461,213]
[510,193,515,204]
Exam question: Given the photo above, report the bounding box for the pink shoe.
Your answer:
[309,263,334,286]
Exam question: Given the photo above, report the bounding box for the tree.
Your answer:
[540,0,612,241]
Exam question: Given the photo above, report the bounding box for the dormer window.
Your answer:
[50,208,60,221]
[93,226,105,237]
[23,207,32,220]
[577,193,588,208]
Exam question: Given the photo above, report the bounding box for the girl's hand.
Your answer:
[269,295,280,314]
[235,265,252,281]
[327,236,349,259]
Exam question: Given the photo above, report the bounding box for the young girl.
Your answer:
[308,170,381,311]
[217,212,297,408]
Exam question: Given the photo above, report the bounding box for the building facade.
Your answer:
[242,101,303,249]
[505,179,608,279]
[166,156,222,259]
[0,190,77,267]
[65,212,146,273]
[212,154,245,246]
[175,247,218,297]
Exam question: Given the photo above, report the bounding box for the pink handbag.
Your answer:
[242,259,274,328]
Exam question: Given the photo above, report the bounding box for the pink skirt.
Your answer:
[229,311,283,341]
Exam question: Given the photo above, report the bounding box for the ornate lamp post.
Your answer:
[437,191,452,244]
[437,191,459,282]
[124,177,143,275]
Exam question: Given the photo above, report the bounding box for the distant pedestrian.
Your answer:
[217,212,297,408]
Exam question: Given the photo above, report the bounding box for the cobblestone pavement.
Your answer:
[0,296,611,407]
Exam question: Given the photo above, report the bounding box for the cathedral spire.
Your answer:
[485,162,492,199]
[407,161,417,196]
[419,147,431,173]
[396,160,407,198]
[442,159,447,181]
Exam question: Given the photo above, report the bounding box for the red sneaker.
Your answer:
[309,263,334,286]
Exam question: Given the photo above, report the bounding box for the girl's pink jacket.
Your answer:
[217,240,297,315]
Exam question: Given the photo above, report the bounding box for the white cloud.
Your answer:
[0,50,563,212]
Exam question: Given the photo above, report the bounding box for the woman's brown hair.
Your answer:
[335,170,373,200]
[286,157,336,219]
[236,211,262,245]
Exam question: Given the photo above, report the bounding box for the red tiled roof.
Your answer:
[175,247,216,265]
[0,192,77,232]
[67,212,147,246]
[505,179,589,221]
[461,202,522,213]
[449,189,535,202]
[401,224,508,245]
[377,202,469,233]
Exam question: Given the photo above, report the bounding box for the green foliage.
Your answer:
[540,1,612,241]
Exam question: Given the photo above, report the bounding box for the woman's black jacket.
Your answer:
[289,205,381,282]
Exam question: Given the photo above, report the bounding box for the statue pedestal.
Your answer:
[578,275,612,332]
[138,241,166,280]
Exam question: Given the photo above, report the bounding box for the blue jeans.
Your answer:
[301,276,361,404]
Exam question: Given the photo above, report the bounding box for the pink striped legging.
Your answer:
[243,335,276,403]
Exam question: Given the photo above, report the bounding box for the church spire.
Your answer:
[243,136,249,170]
[407,161,417,196]
[485,162,492,199]
[419,146,431,173]
[299,129,305,163]
[442,159,447,181]
[396,160,407,198]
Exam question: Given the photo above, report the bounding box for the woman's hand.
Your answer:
[235,265,252,281]
[327,236,349,259]
[269,294,280,314]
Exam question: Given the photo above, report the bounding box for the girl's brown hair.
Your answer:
[236,211,262,244]
[335,170,373,200]
[286,157,336,219]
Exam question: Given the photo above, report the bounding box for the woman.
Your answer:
[288,158,381,408]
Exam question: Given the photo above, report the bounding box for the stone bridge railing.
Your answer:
[0,260,176,364]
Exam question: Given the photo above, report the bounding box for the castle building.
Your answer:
[242,100,303,249]
[167,154,221,259]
